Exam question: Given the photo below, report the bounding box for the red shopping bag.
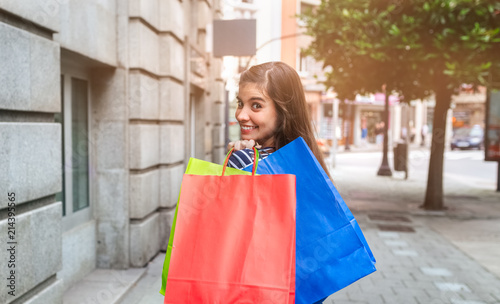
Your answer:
[164,148,296,303]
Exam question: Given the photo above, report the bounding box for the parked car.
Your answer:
[316,138,331,156]
[450,125,484,150]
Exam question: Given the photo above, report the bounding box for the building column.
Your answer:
[92,68,130,269]
[353,105,361,146]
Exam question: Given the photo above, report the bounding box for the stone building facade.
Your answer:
[0,0,225,303]
[452,86,487,129]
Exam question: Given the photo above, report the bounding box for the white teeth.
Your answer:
[241,126,256,130]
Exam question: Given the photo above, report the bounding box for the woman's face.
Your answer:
[235,83,278,148]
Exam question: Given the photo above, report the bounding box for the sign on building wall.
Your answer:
[485,89,500,161]
[213,19,256,57]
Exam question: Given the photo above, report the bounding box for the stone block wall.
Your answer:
[211,58,227,164]
[127,0,186,267]
[0,124,62,205]
[1,0,226,301]
[0,4,63,303]
[129,213,160,267]
[130,170,160,219]
[160,0,185,40]
[126,0,225,267]
[129,20,160,74]
[129,72,160,120]
[160,165,184,209]
[56,0,117,66]
[0,202,63,304]
[160,79,185,120]
[0,0,60,32]
[0,23,59,112]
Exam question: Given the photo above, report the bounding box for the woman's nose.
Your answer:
[236,108,249,122]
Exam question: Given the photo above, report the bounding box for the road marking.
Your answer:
[337,150,485,161]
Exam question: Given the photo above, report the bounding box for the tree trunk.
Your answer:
[377,85,392,176]
[422,87,452,210]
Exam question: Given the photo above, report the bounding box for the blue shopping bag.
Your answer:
[244,137,376,304]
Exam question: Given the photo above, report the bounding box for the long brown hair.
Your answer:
[239,61,332,179]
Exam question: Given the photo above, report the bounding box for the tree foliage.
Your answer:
[301,0,500,99]
[301,0,500,209]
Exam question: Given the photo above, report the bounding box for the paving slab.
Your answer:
[112,147,500,304]
[322,212,500,304]
[63,268,146,304]
[117,253,165,304]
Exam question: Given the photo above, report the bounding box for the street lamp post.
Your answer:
[377,85,393,176]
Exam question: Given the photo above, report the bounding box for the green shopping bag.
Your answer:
[159,156,254,296]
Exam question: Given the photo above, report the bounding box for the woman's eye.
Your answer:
[236,100,243,108]
[252,103,262,109]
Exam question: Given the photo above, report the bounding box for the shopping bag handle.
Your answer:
[222,146,259,176]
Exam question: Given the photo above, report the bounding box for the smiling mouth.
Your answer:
[241,126,258,131]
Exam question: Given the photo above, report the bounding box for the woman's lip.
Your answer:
[240,125,257,134]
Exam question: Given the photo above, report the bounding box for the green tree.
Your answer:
[301,0,500,210]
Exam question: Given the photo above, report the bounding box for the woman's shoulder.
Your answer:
[227,147,275,169]
[227,149,254,169]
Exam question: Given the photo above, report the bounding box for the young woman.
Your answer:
[226,61,331,178]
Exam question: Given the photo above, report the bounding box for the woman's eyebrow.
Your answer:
[236,96,267,102]
[249,97,266,102]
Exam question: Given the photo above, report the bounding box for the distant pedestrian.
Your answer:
[410,125,416,143]
[361,116,368,146]
[421,124,429,147]
[401,127,408,140]
[375,121,384,145]
[226,61,332,180]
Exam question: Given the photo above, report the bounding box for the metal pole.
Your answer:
[405,103,410,180]
[497,162,500,192]
[377,86,393,176]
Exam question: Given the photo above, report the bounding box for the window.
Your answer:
[300,3,314,14]
[56,69,92,230]
[324,103,333,118]
[70,78,90,212]
[299,51,307,72]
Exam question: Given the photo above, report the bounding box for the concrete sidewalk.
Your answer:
[69,145,500,304]
[321,151,500,304]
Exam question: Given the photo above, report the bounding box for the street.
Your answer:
[335,148,498,190]
[336,149,497,179]
[323,147,500,304]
